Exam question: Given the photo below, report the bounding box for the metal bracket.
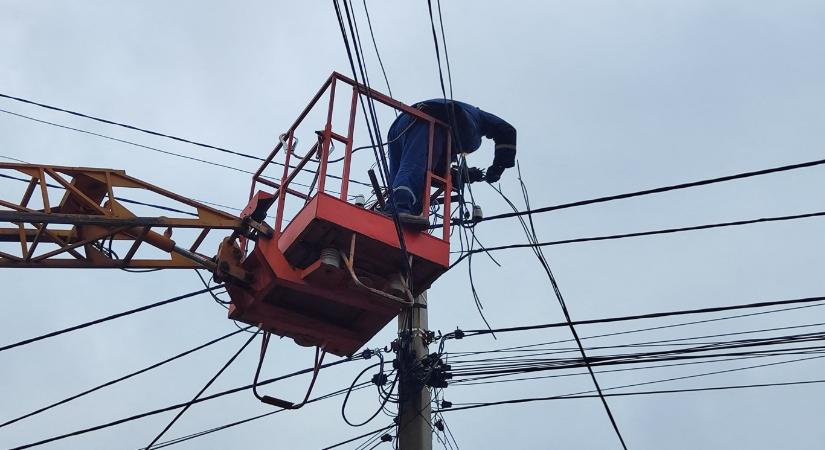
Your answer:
[253,331,326,410]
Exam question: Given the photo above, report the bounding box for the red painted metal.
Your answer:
[227,72,453,356]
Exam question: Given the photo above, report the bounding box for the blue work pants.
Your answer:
[387,113,445,214]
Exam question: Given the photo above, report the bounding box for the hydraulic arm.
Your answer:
[0,163,255,271]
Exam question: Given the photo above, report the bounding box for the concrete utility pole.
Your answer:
[397,292,433,450]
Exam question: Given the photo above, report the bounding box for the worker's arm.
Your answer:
[477,109,517,182]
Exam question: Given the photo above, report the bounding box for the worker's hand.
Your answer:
[485,165,505,183]
[466,167,485,183]
[450,166,485,189]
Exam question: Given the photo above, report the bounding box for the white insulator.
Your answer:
[472,204,483,222]
[320,247,341,268]
[353,194,366,207]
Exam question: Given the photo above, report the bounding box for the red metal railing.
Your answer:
[250,72,452,242]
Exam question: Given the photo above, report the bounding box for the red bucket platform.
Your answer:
[225,73,453,356]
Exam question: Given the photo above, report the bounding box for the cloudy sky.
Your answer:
[2,1,825,449]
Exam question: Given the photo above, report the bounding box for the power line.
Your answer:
[436,379,825,413]
[144,330,259,449]
[0,108,264,176]
[0,101,372,189]
[0,109,356,192]
[448,319,825,364]
[144,382,375,449]
[491,173,629,448]
[447,331,825,378]
[0,94,263,161]
[322,425,394,450]
[0,286,221,353]
[426,0,448,99]
[443,154,825,227]
[449,210,825,267]
[0,326,251,428]
[9,357,359,449]
[434,0,453,97]
[360,0,393,99]
[450,349,825,387]
[453,294,825,337]
[334,0,416,301]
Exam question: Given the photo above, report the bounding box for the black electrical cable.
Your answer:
[493,173,629,449]
[449,347,825,402]
[434,0,453,98]
[433,294,825,371]
[0,94,263,161]
[9,357,359,449]
[338,0,414,291]
[333,0,417,372]
[451,350,825,387]
[436,379,825,413]
[0,326,251,428]
[144,382,375,450]
[0,154,28,163]
[444,154,825,227]
[424,0,496,334]
[0,104,371,190]
[0,108,263,176]
[449,210,825,267]
[448,319,825,364]
[321,425,395,450]
[446,332,825,378]
[144,330,260,449]
[519,299,825,359]
[0,286,221,353]
[342,361,398,427]
[361,0,393,99]
[332,0,385,185]
[425,0,448,103]
[454,294,825,337]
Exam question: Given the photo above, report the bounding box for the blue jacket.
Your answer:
[413,99,517,168]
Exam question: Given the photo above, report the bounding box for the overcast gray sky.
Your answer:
[2,1,825,449]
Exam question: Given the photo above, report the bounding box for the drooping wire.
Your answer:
[434,0,454,98]
[145,382,378,450]
[332,2,418,397]
[490,165,630,449]
[193,270,259,334]
[0,326,251,428]
[423,0,496,333]
[361,0,393,100]
[333,1,414,287]
[0,287,222,353]
[320,425,394,450]
[143,330,260,449]
[9,356,362,449]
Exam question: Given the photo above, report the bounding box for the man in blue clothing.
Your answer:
[383,99,517,227]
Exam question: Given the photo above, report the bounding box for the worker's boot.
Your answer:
[379,188,430,230]
[394,211,430,229]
